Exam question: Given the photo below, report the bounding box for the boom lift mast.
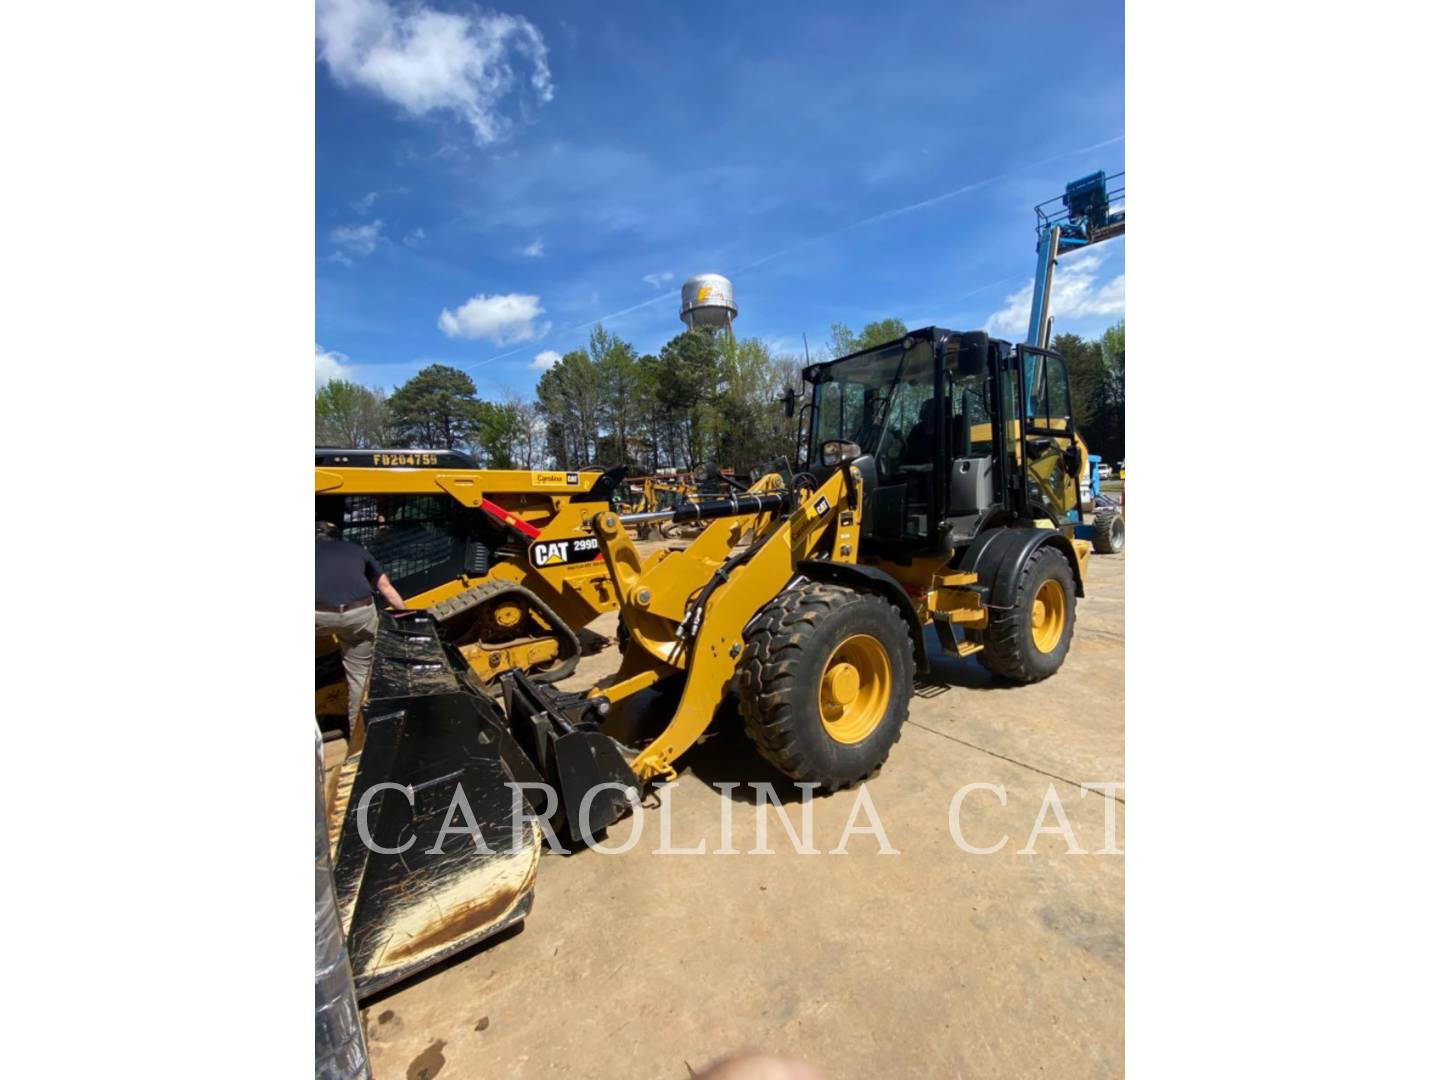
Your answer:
[1024,169,1126,550]
[1027,170,1125,348]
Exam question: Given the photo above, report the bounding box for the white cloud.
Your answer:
[404,226,426,246]
[353,191,379,213]
[522,239,544,257]
[316,344,355,387]
[438,292,550,344]
[642,271,674,289]
[330,219,384,258]
[530,349,561,371]
[316,0,554,144]
[984,252,1125,337]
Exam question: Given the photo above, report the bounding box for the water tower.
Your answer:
[679,273,738,335]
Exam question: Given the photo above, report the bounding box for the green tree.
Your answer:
[632,354,667,472]
[1100,321,1125,385]
[655,328,724,469]
[503,394,544,468]
[858,318,908,349]
[315,379,389,448]
[772,355,807,465]
[828,322,861,359]
[590,326,641,465]
[536,349,603,466]
[1050,332,1103,435]
[527,324,811,475]
[826,318,908,358]
[468,400,527,468]
[387,364,482,449]
[1093,320,1125,460]
[1051,321,1124,462]
[714,336,798,474]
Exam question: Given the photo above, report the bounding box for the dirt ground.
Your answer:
[337,547,1125,1079]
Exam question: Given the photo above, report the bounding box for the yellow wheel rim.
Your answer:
[818,634,892,745]
[1030,579,1066,653]
[491,603,524,630]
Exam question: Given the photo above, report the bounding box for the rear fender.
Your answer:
[958,527,1085,608]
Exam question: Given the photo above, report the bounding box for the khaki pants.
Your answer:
[316,604,380,724]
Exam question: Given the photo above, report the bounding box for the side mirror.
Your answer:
[821,440,862,467]
[782,386,796,418]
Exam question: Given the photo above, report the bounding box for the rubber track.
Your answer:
[736,581,913,791]
[427,578,583,684]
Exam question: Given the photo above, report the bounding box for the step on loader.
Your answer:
[327,328,1092,996]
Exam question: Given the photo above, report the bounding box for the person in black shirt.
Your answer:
[316,521,407,724]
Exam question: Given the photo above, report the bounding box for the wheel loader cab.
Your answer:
[805,333,945,553]
[802,328,1084,554]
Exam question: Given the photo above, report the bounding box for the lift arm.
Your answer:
[589,466,861,782]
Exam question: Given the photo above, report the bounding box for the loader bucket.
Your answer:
[325,613,644,998]
[328,614,543,1000]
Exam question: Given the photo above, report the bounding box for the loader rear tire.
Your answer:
[977,546,1076,683]
[1093,509,1124,554]
[737,581,913,791]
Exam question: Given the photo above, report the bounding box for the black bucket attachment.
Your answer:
[329,614,543,999]
[498,670,640,847]
[326,613,641,999]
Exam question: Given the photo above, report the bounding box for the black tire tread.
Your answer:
[977,547,1076,683]
[1093,509,1124,554]
[736,581,914,790]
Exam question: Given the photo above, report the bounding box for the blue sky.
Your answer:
[316,0,1124,395]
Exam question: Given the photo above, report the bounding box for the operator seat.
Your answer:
[902,398,938,465]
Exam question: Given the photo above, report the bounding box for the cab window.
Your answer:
[1027,354,1072,432]
[948,373,992,457]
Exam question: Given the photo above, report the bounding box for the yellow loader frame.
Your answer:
[567,462,1081,782]
[315,462,624,701]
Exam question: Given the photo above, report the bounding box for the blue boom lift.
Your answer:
[1027,170,1125,348]
[1026,170,1125,552]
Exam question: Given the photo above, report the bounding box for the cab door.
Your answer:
[1018,347,1083,525]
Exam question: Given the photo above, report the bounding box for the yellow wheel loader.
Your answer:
[327,328,1092,997]
[314,452,628,719]
[610,474,676,540]
[611,470,747,542]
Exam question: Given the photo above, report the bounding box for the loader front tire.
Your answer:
[1093,509,1125,554]
[737,582,913,790]
[978,546,1076,683]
